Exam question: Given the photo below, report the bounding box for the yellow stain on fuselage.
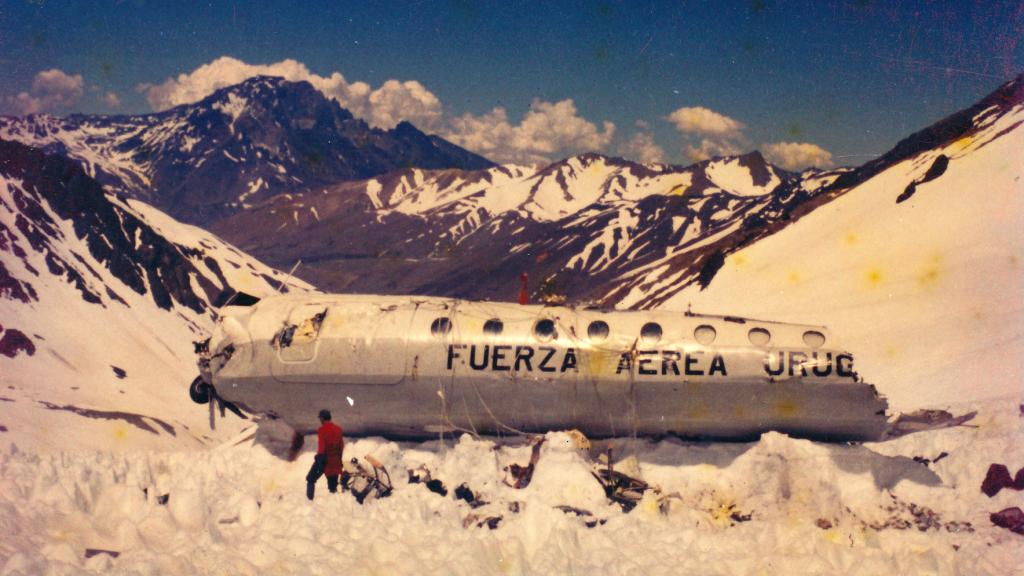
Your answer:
[864,267,884,288]
[775,400,800,417]
[916,254,943,288]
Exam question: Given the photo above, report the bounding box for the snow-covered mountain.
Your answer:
[0,139,313,450]
[212,75,1023,311]
[0,76,494,224]
[211,149,803,299]
[660,76,1024,411]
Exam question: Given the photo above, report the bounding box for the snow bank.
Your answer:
[2,398,1022,575]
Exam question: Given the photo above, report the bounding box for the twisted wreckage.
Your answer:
[186,293,975,442]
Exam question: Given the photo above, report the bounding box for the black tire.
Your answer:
[189,376,211,404]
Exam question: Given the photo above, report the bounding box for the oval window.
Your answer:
[694,325,717,345]
[430,317,452,338]
[803,330,826,349]
[534,319,557,341]
[483,319,503,335]
[748,327,771,347]
[640,322,662,344]
[587,320,609,341]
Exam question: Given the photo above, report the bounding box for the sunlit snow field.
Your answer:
[2,395,1022,575]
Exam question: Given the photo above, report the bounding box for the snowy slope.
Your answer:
[0,139,313,451]
[1,400,1021,574]
[659,84,1024,411]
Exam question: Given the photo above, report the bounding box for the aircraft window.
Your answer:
[748,327,771,347]
[694,325,717,345]
[430,317,452,337]
[534,319,557,341]
[803,330,826,349]
[640,322,662,343]
[484,319,503,335]
[587,320,609,341]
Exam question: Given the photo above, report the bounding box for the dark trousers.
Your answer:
[306,455,339,500]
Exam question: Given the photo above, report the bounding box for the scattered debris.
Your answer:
[157,494,169,505]
[462,513,502,530]
[503,437,545,489]
[454,483,487,508]
[592,447,650,512]
[408,465,448,497]
[991,507,1024,535]
[554,505,607,528]
[887,409,977,438]
[729,508,753,523]
[981,463,1024,497]
[816,518,834,530]
[912,452,949,467]
[84,549,120,559]
[343,455,393,504]
[111,365,127,379]
[864,493,973,533]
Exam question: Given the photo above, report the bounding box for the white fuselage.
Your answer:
[199,294,889,440]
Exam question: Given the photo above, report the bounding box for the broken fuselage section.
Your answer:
[195,294,889,441]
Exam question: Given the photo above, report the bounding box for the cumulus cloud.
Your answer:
[367,79,443,132]
[137,56,450,131]
[684,138,747,163]
[666,106,744,136]
[101,91,122,109]
[619,124,665,164]
[443,99,615,164]
[761,141,834,170]
[664,105,751,164]
[138,57,615,163]
[8,69,84,115]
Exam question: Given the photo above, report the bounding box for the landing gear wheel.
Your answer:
[189,376,212,404]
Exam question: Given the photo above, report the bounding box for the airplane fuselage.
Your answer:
[197,294,889,440]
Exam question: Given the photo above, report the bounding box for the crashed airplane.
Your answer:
[192,293,893,441]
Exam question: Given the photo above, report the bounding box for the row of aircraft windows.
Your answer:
[429,317,827,348]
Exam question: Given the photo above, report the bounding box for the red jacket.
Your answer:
[317,421,344,475]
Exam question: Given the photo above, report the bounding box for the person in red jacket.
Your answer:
[306,409,344,500]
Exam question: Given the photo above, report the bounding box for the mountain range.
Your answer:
[0,76,494,225]
[4,75,1018,309]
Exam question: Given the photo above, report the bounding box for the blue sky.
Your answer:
[1,1,1020,167]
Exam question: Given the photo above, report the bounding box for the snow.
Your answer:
[660,103,1024,412]
[706,156,781,196]
[212,92,249,134]
[0,176,314,454]
[1,398,1021,574]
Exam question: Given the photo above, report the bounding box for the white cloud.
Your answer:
[619,128,665,164]
[367,79,443,133]
[101,91,122,109]
[666,106,744,136]
[138,57,615,163]
[683,137,746,163]
[138,56,375,119]
[8,69,84,115]
[762,141,834,170]
[139,56,439,131]
[442,99,615,164]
